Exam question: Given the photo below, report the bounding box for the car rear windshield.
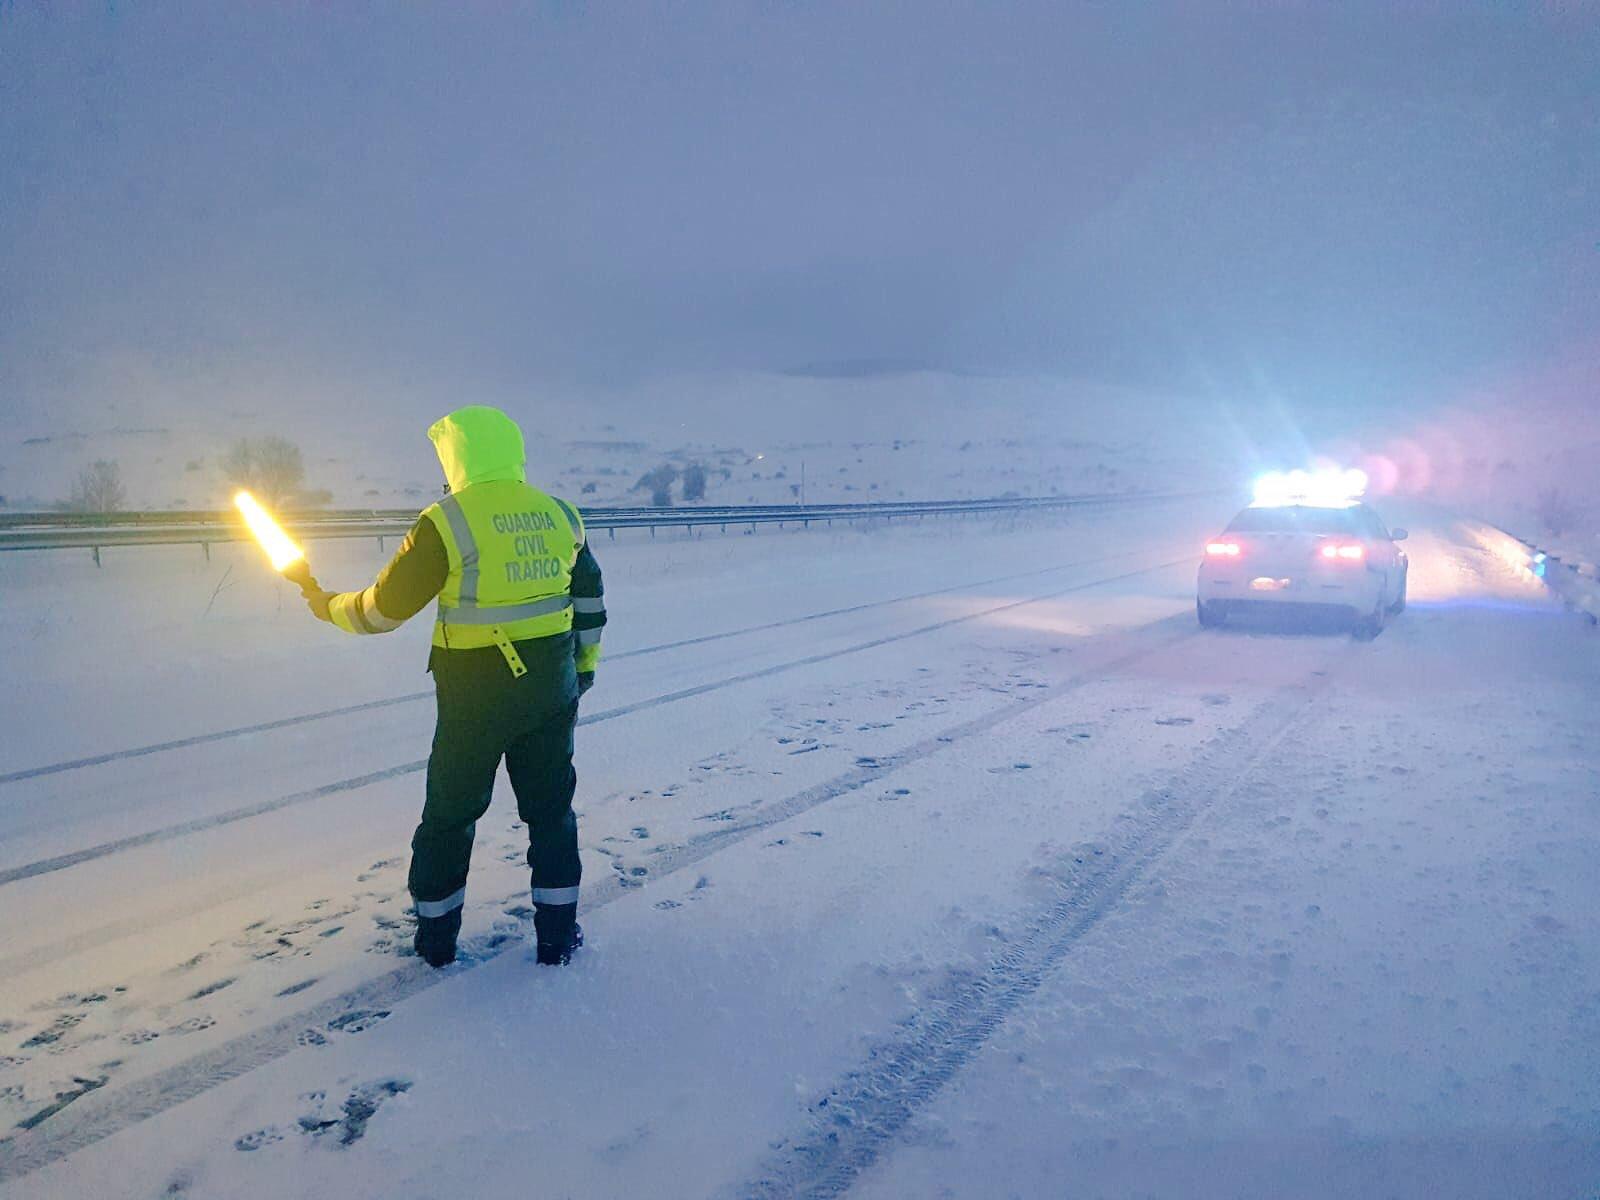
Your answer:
[1225,505,1365,534]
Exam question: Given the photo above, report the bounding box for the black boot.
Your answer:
[534,901,582,966]
[413,908,462,968]
[536,923,583,966]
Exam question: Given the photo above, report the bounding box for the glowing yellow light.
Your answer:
[234,490,305,572]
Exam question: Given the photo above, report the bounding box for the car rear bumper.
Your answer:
[1200,597,1363,622]
[1197,566,1380,612]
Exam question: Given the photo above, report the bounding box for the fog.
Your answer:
[5,10,1600,1194]
[3,2,1596,432]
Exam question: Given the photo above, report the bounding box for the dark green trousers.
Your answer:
[409,633,581,938]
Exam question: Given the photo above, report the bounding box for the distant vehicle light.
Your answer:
[1206,541,1242,557]
[1253,467,1368,508]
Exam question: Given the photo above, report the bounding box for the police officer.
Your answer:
[305,405,606,968]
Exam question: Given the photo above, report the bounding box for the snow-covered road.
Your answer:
[2,501,1596,1198]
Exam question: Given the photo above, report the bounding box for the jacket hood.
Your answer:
[427,406,527,493]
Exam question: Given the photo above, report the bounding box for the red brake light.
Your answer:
[1206,541,1241,557]
[1320,542,1365,561]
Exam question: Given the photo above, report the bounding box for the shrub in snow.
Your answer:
[682,462,707,502]
[68,459,127,512]
[635,463,678,507]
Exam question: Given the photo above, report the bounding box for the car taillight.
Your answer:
[1206,541,1242,557]
[1319,542,1365,561]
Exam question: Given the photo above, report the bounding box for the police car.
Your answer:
[1197,470,1409,636]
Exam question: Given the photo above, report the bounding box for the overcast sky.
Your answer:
[2,2,1595,421]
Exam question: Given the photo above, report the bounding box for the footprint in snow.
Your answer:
[326,1009,390,1035]
[276,979,318,998]
[21,1013,86,1048]
[236,1080,413,1151]
[307,1079,413,1147]
[166,1015,216,1036]
[233,1127,285,1152]
[355,858,401,883]
[1154,717,1195,727]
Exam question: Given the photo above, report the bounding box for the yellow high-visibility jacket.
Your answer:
[325,406,605,675]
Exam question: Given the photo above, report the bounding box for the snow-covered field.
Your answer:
[0,370,1254,513]
[1,493,1597,1199]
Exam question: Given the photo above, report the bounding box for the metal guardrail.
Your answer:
[1508,533,1600,625]
[0,492,1206,563]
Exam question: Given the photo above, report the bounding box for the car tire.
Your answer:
[1388,567,1408,615]
[1197,599,1226,628]
[1355,578,1388,640]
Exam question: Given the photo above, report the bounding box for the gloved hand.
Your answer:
[577,671,595,697]
[305,589,335,623]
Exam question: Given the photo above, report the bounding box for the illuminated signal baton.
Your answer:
[233,490,323,597]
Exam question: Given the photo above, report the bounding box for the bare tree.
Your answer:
[68,460,127,513]
[223,436,305,506]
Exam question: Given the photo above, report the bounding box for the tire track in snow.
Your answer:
[730,649,1351,1200]
[0,547,1170,786]
[0,620,1200,1181]
[0,557,1190,888]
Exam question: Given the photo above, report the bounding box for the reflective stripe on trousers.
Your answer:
[415,886,466,918]
[532,886,579,906]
